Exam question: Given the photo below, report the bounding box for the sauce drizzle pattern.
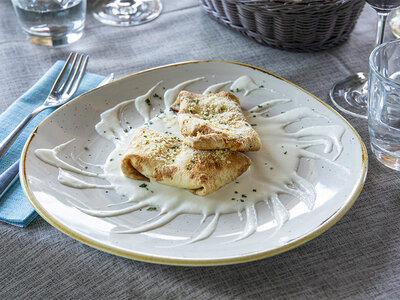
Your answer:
[34,75,346,244]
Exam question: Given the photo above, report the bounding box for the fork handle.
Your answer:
[0,107,43,159]
[0,160,20,199]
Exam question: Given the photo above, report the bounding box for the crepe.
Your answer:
[121,127,251,196]
[171,91,261,151]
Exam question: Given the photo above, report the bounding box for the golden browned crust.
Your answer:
[120,127,251,196]
[120,157,149,182]
[171,91,262,151]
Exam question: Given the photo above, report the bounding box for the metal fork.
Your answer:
[0,72,115,200]
[0,52,89,159]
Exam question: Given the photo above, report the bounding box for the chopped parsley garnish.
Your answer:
[284,151,287,155]
[252,189,257,192]
[258,105,263,108]
[241,194,247,198]
[84,147,89,151]
[190,160,194,163]
[187,167,192,170]
[259,85,264,88]
[124,129,128,133]
[139,183,148,188]
[234,191,238,194]
[145,98,151,105]
[240,199,244,202]
[147,206,157,211]
[110,158,114,162]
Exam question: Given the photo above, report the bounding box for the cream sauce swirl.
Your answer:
[34,76,346,244]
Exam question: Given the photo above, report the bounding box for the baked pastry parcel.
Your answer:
[121,127,251,196]
[171,91,262,151]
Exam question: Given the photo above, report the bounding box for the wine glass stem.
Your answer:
[375,11,389,47]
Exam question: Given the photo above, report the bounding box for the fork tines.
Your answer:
[52,52,89,99]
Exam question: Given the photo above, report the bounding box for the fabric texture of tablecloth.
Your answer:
[1,1,400,299]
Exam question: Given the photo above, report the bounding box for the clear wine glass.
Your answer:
[330,0,400,119]
[92,0,162,26]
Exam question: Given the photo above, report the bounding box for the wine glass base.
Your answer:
[330,72,369,119]
[92,0,162,27]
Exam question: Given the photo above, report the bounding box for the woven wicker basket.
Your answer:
[199,0,365,52]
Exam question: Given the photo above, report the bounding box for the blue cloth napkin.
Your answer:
[0,61,105,227]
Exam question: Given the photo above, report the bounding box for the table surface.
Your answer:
[1,1,400,298]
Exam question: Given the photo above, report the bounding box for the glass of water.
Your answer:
[368,39,400,171]
[11,0,86,46]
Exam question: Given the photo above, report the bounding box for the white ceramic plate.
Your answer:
[21,61,367,266]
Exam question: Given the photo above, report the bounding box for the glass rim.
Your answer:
[369,39,400,89]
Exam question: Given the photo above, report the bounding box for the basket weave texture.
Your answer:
[199,0,365,52]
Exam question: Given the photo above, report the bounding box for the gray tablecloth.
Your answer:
[1,1,400,298]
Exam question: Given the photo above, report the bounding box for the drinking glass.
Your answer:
[330,0,400,119]
[368,39,400,171]
[11,0,86,46]
[92,0,162,26]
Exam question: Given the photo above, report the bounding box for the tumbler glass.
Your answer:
[368,39,400,171]
[11,0,86,46]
